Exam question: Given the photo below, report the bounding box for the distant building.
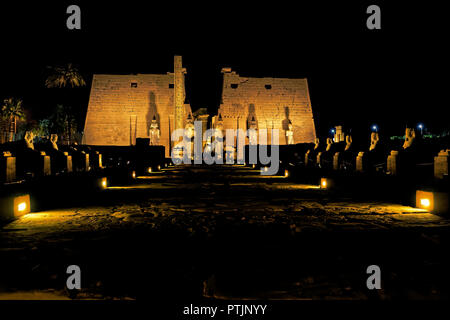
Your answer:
[83,57,317,158]
[214,68,316,145]
[83,56,191,157]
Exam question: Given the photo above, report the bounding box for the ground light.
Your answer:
[132,171,136,179]
[101,177,108,189]
[157,165,161,170]
[284,169,289,178]
[148,167,152,173]
[14,195,31,217]
[420,198,430,207]
[320,178,328,189]
[416,190,449,214]
[0,194,31,220]
[416,190,433,211]
[18,202,26,211]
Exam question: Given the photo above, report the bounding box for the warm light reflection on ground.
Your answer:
[107,184,174,189]
[0,291,71,300]
[107,183,321,190]
[2,162,449,301]
[136,175,167,179]
[242,175,291,179]
[269,184,321,190]
[17,202,435,227]
[0,166,450,300]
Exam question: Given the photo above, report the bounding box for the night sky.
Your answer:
[0,1,448,139]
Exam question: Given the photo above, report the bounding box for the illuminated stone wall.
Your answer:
[83,73,191,157]
[217,69,316,145]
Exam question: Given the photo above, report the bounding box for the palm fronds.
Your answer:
[45,63,86,88]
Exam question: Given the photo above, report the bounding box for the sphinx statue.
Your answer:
[344,135,352,151]
[325,137,333,152]
[50,134,59,150]
[313,138,320,150]
[305,138,321,167]
[316,137,335,168]
[337,134,356,170]
[24,131,34,150]
[369,132,379,151]
[402,128,415,149]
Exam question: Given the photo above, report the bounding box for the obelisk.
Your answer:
[174,55,186,131]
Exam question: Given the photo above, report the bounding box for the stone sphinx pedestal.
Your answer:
[434,150,449,179]
[1,151,16,183]
[387,150,400,175]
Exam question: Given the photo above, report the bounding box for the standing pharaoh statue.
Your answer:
[286,122,294,145]
[149,116,160,146]
[184,114,195,160]
[214,117,224,160]
[204,136,212,154]
[248,116,258,145]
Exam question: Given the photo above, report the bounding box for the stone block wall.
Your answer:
[217,69,316,145]
[83,73,191,157]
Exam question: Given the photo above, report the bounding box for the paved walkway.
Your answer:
[1,165,449,299]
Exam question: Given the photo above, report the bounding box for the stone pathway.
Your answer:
[1,165,449,300]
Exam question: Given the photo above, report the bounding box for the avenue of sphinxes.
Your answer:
[83,56,317,156]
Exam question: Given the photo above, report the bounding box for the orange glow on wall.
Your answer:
[13,195,31,217]
[416,190,434,211]
[415,190,449,214]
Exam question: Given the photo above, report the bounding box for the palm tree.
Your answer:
[45,63,86,144]
[51,104,77,145]
[45,63,86,88]
[1,98,26,142]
